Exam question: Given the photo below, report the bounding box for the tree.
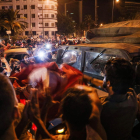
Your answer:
[0,9,27,36]
[84,15,95,30]
[117,12,140,22]
[57,13,75,35]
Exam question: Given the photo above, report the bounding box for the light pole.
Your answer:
[95,0,98,25]
[112,0,119,23]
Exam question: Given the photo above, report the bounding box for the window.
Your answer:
[32,23,35,27]
[24,5,27,9]
[31,5,35,9]
[16,0,19,1]
[39,22,42,24]
[26,23,28,28]
[52,31,55,35]
[51,23,54,27]
[32,31,36,35]
[38,7,42,10]
[39,14,42,17]
[5,6,8,10]
[51,14,54,18]
[45,31,48,35]
[9,6,13,9]
[25,31,29,35]
[57,50,82,70]
[24,14,27,18]
[45,23,49,27]
[16,5,20,10]
[0,6,4,9]
[84,48,127,77]
[23,0,26,1]
[32,14,35,18]
[45,14,48,18]
[51,5,54,9]
[17,14,20,18]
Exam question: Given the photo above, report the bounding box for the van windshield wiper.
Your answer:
[61,46,69,58]
[90,49,107,64]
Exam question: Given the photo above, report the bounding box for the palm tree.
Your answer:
[0,9,27,35]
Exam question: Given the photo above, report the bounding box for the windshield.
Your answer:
[84,48,129,77]
[57,49,82,71]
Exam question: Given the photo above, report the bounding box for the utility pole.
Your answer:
[112,0,114,23]
[65,3,67,16]
[95,0,98,25]
[79,0,82,23]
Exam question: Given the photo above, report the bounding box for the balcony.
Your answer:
[39,17,57,20]
[38,0,57,2]
[38,8,57,11]
[0,0,12,2]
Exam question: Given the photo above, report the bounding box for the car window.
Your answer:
[57,49,82,70]
[6,54,25,62]
[84,48,128,77]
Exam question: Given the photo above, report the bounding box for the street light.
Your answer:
[100,23,103,27]
[112,0,120,23]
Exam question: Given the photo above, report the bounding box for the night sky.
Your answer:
[58,0,140,24]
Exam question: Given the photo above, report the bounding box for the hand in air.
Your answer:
[28,88,40,122]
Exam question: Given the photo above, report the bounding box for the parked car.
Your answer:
[5,48,31,62]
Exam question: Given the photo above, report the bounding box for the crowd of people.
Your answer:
[0,56,139,140]
[0,36,84,51]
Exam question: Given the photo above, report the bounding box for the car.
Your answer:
[5,48,33,62]
[56,20,140,94]
[57,43,140,79]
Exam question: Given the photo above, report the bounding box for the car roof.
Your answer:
[4,48,35,54]
[70,43,140,54]
[5,48,28,54]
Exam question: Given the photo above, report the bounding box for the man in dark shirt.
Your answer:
[101,58,138,140]
[83,58,138,140]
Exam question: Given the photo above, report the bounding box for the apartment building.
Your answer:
[0,0,58,38]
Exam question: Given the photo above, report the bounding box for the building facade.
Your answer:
[0,0,58,38]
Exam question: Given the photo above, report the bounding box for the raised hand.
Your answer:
[28,88,40,121]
